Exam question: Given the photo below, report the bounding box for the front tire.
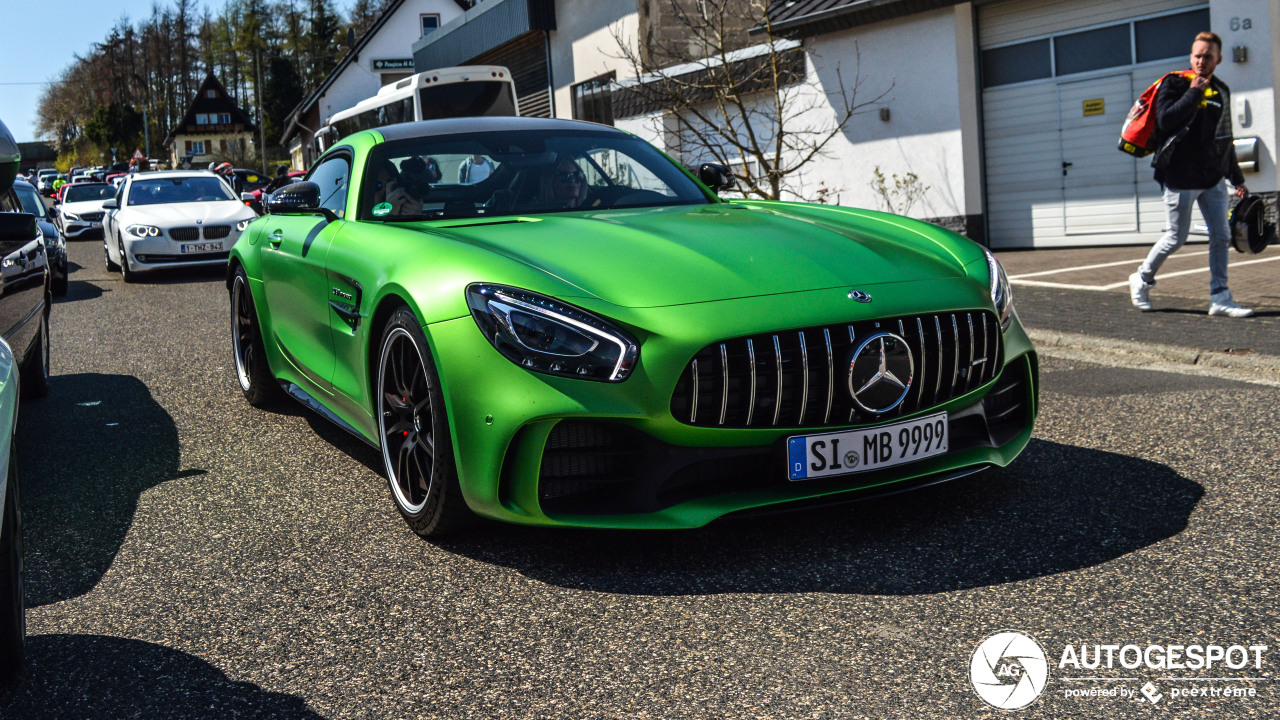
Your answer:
[376,307,472,537]
[19,309,49,400]
[104,247,119,272]
[230,267,279,407]
[118,235,136,283]
[0,454,26,678]
[52,261,68,297]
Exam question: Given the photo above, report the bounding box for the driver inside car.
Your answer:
[547,156,601,209]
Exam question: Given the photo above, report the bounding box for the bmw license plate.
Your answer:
[787,411,948,481]
[180,241,223,254]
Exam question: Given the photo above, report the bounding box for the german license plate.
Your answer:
[787,412,948,481]
[180,241,223,254]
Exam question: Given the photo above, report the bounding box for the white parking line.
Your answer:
[1006,251,1209,280]
[1007,252,1280,291]
[1096,255,1280,290]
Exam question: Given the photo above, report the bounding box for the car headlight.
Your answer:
[125,224,162,238]
[983,247,1014,331]
[466,284,638,382]
[62,212,81,222]
[236,219,252,232]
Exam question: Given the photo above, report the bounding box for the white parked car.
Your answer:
[102,170,257,282]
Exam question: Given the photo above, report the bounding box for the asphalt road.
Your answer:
[0,239,1276,718]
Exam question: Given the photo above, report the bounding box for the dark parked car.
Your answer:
[0,116,53,678]
[12,179,67,296]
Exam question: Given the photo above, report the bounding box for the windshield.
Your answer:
[360,129,710,222]
[14,185,46,218]
[63,184,116,203]
[128,176,235,206]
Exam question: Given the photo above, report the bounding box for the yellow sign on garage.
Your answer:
[1082,98,1106,116]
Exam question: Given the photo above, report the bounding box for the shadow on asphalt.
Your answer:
[53,278,106,303]
[14,373,194,607]
[436,439,1202,596]
[0,634,327,719]
[119,264,226,286]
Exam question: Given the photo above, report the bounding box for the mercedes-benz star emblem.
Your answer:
[848,289,872,303]
[847,332,914,414]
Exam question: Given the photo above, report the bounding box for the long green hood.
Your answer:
[428,203,971,308]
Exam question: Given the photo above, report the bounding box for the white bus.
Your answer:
[315,65,519,154]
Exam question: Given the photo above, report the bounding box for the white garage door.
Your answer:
[980,0,1210,248]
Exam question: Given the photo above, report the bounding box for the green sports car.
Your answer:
[229,117,1037,536]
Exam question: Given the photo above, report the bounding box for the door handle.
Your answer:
[1062,162,1073,176]
[267,231,283,248]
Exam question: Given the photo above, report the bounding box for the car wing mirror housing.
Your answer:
[698,163,736,193]
[264,181,336,222]
[102,199,118,209]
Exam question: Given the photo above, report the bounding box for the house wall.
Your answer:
[616,6,978,231]
[167,131,256,169]
[799,7,973,223]
[549,0,639,120]
[1213,0,1277,196]
[314,0,465,128]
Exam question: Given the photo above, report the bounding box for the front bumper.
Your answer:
[62,220,102,239]
[425,279,1040,529]
[122,233,239,273]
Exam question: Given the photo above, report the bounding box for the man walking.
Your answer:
[1129,31,1251,317]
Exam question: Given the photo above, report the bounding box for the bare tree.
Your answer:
[611,0,888,201]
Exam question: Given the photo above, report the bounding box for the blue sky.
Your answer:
[2,1,227,143]
[0,0,353,144]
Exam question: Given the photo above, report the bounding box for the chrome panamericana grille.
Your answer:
[203,225,231,239]
[671,311,1003,429]
[169,227,200,241]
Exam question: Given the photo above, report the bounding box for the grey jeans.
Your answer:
[1138,180,1231,296]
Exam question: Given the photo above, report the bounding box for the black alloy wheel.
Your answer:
[230,267,279,406]
[0,456,26,678]
[376,307,471,537]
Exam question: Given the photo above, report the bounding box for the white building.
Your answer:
[281,0,468,169]
[412,0,1278,248]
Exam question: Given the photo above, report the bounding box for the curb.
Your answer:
[1026,328,1280,378]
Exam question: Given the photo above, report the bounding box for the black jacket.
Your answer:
[1152,74,1244,190]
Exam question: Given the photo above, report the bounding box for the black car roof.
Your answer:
[374,116,623,143]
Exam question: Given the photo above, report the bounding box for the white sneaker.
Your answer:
[1208,290,1254,318]
[1128,272,1153,311]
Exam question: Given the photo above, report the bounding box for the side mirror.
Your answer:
[265,181,335,221]
[240,192,256,203]
[102,199,118,209]
[698,163,736,193]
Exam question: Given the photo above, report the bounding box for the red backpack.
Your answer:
[1118,71,1195,157]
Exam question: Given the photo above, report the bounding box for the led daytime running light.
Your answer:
[467,284,638,382]
[126,224,162,238]
[984,248,1014,331]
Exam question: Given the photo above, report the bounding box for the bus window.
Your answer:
[418,82,516,120]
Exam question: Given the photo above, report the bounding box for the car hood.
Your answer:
[36,219,58,240]
[123,202,254,225]
[431,203,973,308]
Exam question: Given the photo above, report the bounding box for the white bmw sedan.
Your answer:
[103,170,257,282]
